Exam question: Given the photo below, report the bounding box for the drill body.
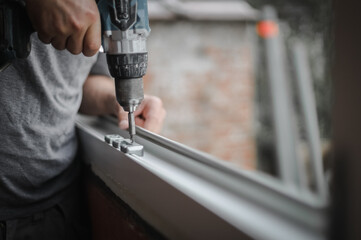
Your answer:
[98,0,150,142]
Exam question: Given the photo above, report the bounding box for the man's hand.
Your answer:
[116,95,166,134]
[80,75,166,134]
[26,0,101,56]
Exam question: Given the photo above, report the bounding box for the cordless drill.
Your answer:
[0,0,150,143]
[98,0,150,143]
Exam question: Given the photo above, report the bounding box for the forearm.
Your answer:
[79,75,117,115]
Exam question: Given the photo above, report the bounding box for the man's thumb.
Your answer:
[118,110,129,129]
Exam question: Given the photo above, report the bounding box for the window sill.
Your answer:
[76,114,328,240]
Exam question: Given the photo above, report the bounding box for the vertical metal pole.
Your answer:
[292,41,327,199]
[261,6,299,187]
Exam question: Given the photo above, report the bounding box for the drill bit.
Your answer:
[128,111,136,143]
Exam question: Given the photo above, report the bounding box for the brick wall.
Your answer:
[144,21,256,169]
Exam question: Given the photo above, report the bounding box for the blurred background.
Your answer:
[143,0,332,178]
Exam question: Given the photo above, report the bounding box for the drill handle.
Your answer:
[0,1,34,71]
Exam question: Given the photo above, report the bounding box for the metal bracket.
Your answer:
[109,0,137,31]
[104,134,144,157]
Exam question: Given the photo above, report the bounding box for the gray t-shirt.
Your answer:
[0,34,104,219]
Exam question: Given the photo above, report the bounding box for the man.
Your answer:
[0,0,166,239]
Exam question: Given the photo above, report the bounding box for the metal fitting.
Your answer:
[104,134,144,157]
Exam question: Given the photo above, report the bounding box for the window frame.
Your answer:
[76,114,328,240]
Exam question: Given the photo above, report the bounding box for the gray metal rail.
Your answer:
[261,7,300,187]
[292,41,327,199]
[76,114,327,240]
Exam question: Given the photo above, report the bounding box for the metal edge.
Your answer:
[76,114,328,240]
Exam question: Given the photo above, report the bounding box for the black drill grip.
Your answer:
[0,1,34,71]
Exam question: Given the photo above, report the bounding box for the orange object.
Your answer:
[256,21,279,38]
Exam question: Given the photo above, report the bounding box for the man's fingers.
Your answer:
[143,109,166,134]
[37,32,53,44]
[82,17,101,57]
[117,109,129,129]
[26,0,102,56]
[135,117,145,128]
[133,96,166,133]
[51,36,68,50]
[143,115,161,133]
[66,30,86,55]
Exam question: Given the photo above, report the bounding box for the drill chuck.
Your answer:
[106,53,148,79]
[114,77,144,112]
[107,53,147,112]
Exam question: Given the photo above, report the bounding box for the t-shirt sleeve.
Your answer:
[89,53,112,77]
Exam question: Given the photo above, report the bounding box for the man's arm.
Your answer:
[79,75,166,134]
[79,75,115,116]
